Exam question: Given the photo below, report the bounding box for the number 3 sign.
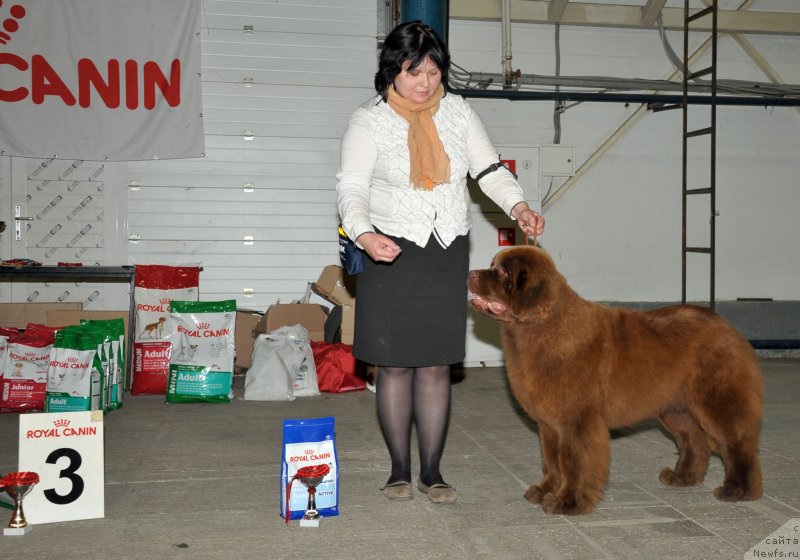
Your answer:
[17,411,104,525]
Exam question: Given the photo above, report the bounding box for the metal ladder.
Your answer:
[681,0,718,310]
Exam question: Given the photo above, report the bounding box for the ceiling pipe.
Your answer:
[501,0,514,88]
[400,0,450,46]
[450,87,800,107]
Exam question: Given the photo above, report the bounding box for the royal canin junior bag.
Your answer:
[1,324,57,412]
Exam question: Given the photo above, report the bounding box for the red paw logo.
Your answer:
[0,1,26,46]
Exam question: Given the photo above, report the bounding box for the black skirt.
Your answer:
[353,231,469,367]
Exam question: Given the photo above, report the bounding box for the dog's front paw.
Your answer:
[659,467,702,487]
[524,484,545,504]
[541,492,595,515]
[714,484,745,502]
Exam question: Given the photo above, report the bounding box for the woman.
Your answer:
[336,21,545,503]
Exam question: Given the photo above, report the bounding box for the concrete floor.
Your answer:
[1,358,798,560]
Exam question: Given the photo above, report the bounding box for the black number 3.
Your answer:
[43,448,85,505]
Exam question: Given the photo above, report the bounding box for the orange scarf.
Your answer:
[387,84,451,190]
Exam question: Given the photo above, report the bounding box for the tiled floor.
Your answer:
[1,358,798,559]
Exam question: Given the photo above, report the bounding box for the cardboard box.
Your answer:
[45,310,129,340]
[311,265,356,345]
[311,265,356,306]
[234,309,263,370]
[256,303,328,342]
[341,305,355,345]
[0,302,83,329]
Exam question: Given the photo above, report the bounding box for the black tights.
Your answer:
[376,365,451,487]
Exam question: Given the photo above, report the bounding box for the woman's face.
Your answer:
[393,57,442,104]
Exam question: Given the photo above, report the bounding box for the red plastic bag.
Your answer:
[310,341,366,394]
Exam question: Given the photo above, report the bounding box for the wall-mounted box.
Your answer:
[541,144,575,177]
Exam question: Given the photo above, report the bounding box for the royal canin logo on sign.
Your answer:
[0,1,25,45]
[25,417,97,439]
[0,1,182,109]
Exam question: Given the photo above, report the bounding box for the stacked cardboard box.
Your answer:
[235,304,329,370]
[0,302,83,329]
[311,265,356,344]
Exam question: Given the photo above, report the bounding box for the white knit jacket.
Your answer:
[336,92,527,249]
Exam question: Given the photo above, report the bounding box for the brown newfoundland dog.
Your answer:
[467,246,763,515]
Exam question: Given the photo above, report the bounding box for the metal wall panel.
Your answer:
[126,0,377,309]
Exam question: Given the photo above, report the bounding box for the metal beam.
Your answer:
[451,1,800,35]
[701,0,800,117]
[548,0,569,22]
[641,0,667,27]
[453,89,799,106]
[542,37,715,212]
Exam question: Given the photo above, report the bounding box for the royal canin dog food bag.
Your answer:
[166,299,236,403]
[44,319,125,414]
[281,416,339,521]
[1,323,57,412]
[131,264,200,395]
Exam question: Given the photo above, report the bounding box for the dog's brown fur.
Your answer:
[467,246,763,515]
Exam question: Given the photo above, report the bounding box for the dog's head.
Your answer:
[467,246,561,323]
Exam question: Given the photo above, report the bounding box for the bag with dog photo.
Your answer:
[166,299,236,404]
[131,264,200,396]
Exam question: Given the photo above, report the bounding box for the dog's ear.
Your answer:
[507,249,557,322]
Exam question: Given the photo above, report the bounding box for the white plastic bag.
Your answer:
[244,325,320,401]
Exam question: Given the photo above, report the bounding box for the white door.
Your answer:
[465,145,541,367]
[0,155,128,309]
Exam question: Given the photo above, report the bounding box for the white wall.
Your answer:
[125,0,377,309]
[449,16,800,303]
[3,0,798,315]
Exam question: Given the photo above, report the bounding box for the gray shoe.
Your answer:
[417,480,457,503]
[381,481,413,500]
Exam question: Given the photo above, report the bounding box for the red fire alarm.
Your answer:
[500,159,516,175]
[498,227,516,246]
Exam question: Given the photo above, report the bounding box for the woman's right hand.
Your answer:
[357,232,402,263]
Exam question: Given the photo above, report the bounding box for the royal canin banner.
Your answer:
[0,0,204,161]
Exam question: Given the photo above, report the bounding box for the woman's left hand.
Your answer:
[516,208,545,238]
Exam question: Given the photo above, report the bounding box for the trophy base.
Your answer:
[299,517,321,528]
[4,525,33,536]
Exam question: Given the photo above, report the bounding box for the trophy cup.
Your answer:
[1,471,40,536]
[297,464,330,527]
[285,464,330,527]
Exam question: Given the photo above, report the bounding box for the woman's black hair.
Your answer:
[374,20,450,102]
